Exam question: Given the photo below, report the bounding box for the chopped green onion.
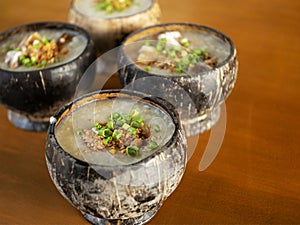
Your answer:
[182,56,190,65]
[156,37,167,52]
[180,39,190,48]
[145,66,152,72]
[42,37,49,45]
[76,128,83,136]
[6,46,14,52]
[19,55,25,61]
[102,136,112,145]
[159,37,167,45]
[128,127,138,135]
[134,116,143,123]
[112,112,120,119]
[82,109,150,157]
[38,60,47,67]
[144,40,151,46]
[121,114,131,123]
[153,124,160,132]
[115,119,124,127]
[30,57,37,64]
[166,48,177,58]
[96,0,133,13]
[122,123,130,130]
[33,41,40,48]
[194,49,206,56]
[107,120,114,130]
[126,146,139,157]
[112,130,122,140]
[131,121,141,128]
[106,5,113,13]
[21,58,30,65]
[131,116,143,128]
[174,58,181,64]
[131,109,139,118]
[115,5,121,11]
[149,141,159,150]
[99,128,111,137]
[95,122,102,131]
[173,46,182,52]
[96,2,107,10]
[175,68,183,73]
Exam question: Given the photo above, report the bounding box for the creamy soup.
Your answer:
[135,30,230,76]
[0,29,87,71]
[55,97,175,166]
[72,0,152,19]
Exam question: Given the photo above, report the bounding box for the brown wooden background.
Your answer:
[0,0,299,224]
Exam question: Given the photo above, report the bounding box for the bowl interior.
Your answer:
[122,23,235,69]
[50,90,181,168]
[71,0,154,19]
[0,22,90,72]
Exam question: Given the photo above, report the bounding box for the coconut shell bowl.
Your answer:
[68,0,161,55]
[46,89,187,225]
[118,22,238,136]
[0,22,96,131]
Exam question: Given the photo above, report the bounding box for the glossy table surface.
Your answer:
[0,0,299,224]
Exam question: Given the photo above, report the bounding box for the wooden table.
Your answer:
[0,0,299,224]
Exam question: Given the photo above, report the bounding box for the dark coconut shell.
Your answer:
[46,89,187,224]
[0,22,96,131]
[118,23,238,135]
[68,0,161,55]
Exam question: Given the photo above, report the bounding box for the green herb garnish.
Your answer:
[156,37,167,52]
[153,124,160,133]
[91,110,148,156]
[112,130,122,140]
[76,128,83,136]
[4,32,73,69]
[140,34,216,74]
[131,109,139,117]
[6,46,14,52]
[146,66,152,72]
[95,0,134,13]
[80,110,163,157]
[149,141,159,150]
[126,146,139,157]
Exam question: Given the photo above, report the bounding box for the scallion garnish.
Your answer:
[146,66,152,72]
[86,110,161,157]
[6,46,14,52]
[107,120,114,130]
[76,128,83,136]
[112,130,122,140]
[129,127,138,135]
[153,124,160,132]
[131,109,139,117]
[139,33,216,74]
[95,122,102,130]
[99,128,111,137]
[126,146,139,157]
[95,0,134,13]
[122,123,131,130]
[149,141,159,150]
[102,136,112,146]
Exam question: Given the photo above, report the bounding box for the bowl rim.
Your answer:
[120,22,236,78]
[47,89,183,169]
[0,21,93,74]
[69,0,156,20]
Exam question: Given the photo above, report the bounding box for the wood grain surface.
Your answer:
[0,0,299,224]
